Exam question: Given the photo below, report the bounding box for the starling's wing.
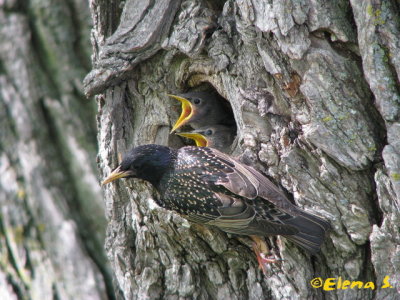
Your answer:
[176,147,301,236]
[185,192,299,236]
[194,147,296,210]
[182,147,330,253]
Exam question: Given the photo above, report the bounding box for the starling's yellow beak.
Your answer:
[176,132,208,147]
[101,166,133,185]
[168,94,194,133]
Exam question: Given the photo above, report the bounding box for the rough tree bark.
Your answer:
[86,0,399,300]
[0,1,113,299]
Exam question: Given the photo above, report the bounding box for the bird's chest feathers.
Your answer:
[159,169,222,217]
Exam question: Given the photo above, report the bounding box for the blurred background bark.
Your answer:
[1,0,399,300]
[0,1,113,299]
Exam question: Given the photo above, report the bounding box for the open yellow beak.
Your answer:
[168,94,194,133]
[176,132,208,147]
[101,166,133,185]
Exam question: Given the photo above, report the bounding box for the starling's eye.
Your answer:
[205,129,213,136]
[193,98,201,104]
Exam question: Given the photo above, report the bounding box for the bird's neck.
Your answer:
[137,147,177,189]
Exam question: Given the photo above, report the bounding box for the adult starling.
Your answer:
[168,92,235,133]
[176,125,236,153]
[102,144,330,261]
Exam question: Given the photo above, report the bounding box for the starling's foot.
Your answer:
[251,236,282,274]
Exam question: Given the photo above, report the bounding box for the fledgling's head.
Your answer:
[176,125,236,152]
[168,92,223,132]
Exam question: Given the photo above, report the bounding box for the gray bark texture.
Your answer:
[87,0,400,299]
[0,1,113,299]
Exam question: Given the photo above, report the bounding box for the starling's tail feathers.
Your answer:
[283,210,331,254]
[284,232,324,254]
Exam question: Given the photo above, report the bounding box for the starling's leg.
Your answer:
[250,235,282,274]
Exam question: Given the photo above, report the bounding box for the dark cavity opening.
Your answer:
[171,83,237,153]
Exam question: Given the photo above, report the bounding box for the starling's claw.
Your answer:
[255,251,283,275]
[251,235,282,274]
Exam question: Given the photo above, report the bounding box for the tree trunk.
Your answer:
[87,0,400,299]
[0,1,113,299]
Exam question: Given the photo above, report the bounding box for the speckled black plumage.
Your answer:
[103,144,330,254]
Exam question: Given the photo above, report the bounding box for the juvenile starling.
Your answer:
[176,125,236,153]
[102,144,330,259]
[168,92,235,133]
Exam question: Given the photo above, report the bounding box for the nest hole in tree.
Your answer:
[171,83,237,153]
